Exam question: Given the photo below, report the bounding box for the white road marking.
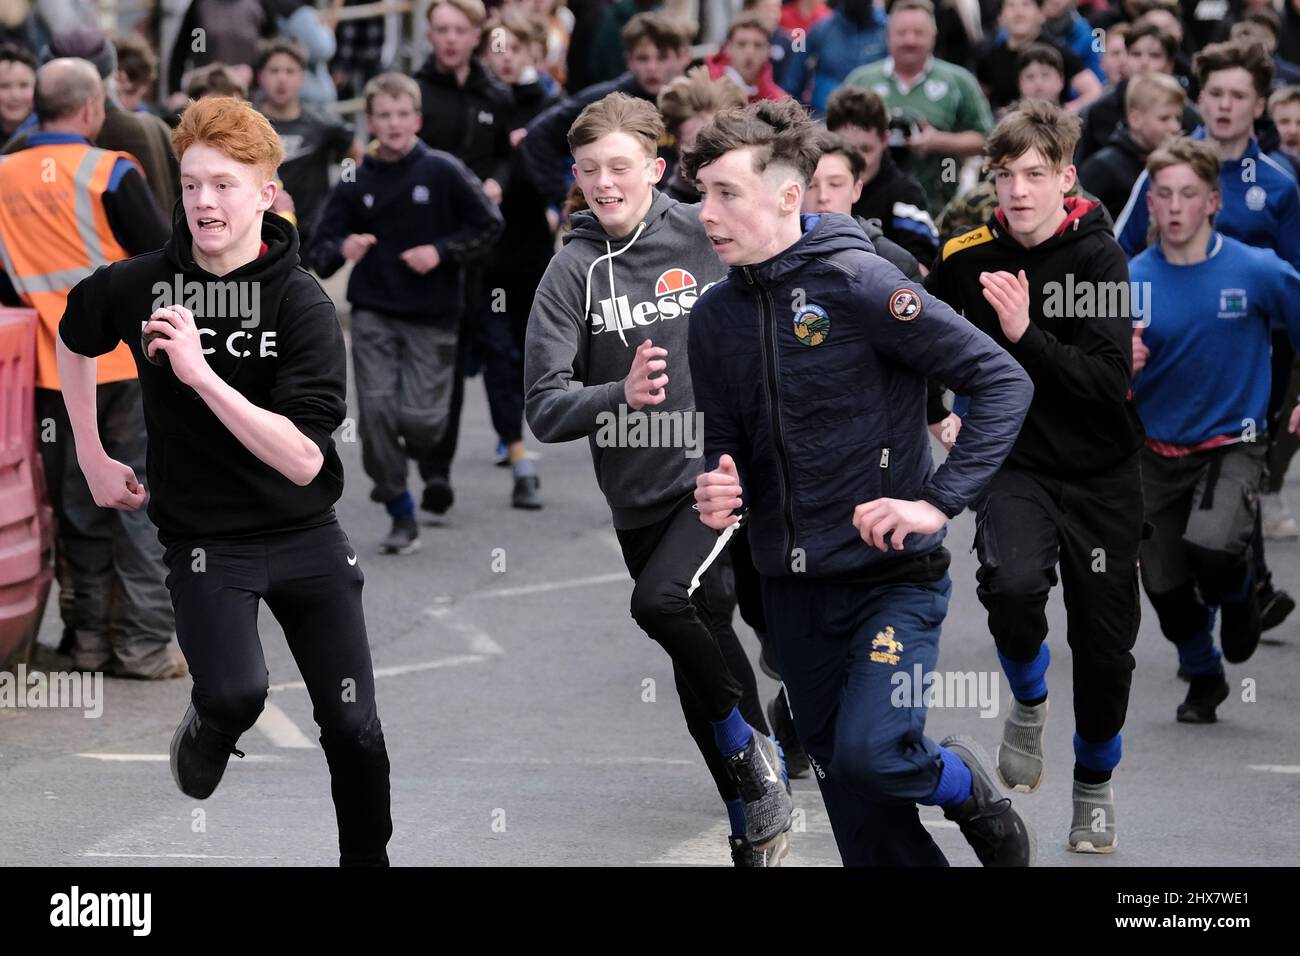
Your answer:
[640,794,958,866]
[421,606,504,655]
[84,853,276,860]
[267,653,489,692]
[459,572,630,601]
[75,753,282,762]
[1248,764,1300,774]
[453,756,697,766]
[254,702,315,749]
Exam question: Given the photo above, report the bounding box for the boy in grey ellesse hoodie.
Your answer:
[524,94,791,865]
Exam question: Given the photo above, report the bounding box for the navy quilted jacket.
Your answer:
[688,213,1033,580]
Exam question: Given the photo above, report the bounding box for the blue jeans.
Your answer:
[762,572,953,866]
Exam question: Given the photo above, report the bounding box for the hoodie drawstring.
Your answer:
[582,220,649,349]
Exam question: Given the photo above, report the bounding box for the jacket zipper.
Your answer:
[749,269,797,567]
[880,447,893,498]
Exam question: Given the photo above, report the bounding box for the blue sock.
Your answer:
[1074,732,1122,773]
[929,746,973,808]
[1177,607,1223,676]
[998,644,1050,702]
[712,706,753,757]
[385,491,415,520]
[725,798,746,838]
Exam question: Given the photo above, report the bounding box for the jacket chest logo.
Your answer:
[412,185,430,204]
[793,304,831,346]
[477,110,494,125]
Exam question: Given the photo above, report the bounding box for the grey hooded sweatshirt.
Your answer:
[524,189,727,529]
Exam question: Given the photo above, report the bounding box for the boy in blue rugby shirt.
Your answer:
[310,72,502,555]
[1116,38,1300,645]
[1130,136,1300,724]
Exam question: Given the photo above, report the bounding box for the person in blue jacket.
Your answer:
[686,99,1037,867]
[784,0,888,114]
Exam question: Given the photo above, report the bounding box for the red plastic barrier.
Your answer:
[0,308,55,668]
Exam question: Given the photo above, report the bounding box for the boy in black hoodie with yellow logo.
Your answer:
[926,99,1146,854]
[56,96,392,867]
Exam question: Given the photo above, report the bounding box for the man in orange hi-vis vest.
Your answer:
[0,57,182,679]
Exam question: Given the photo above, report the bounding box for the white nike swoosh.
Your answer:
[347,554,358,566]
[755,740,778,784]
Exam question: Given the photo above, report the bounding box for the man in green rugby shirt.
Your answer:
[843,0,994,218]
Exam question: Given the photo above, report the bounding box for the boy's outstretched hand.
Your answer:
[695,454,743,530]
[853,498,946,551]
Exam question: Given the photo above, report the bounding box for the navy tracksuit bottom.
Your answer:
[762,571,953,867]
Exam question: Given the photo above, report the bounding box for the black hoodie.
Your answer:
[851,150,939,266]
[925,197,1145,478]
[1076,123,1149,221]
[1076,80,1202,163]
[414,56,514,189]
[57,211,348,545]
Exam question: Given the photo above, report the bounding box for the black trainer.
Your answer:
[169,704,243,799]
[729,831,789,867]
[766,692,810,779]
[1258,578,1295,632]
[421,477,454,515]
[380,515,420,554]
[940,735,1036,867]
[725,730,794,848]
[1176,671,1230,723]
[512,475,543,510]
[1220,593,1262,664]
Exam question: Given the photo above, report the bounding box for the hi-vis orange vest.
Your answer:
[0,142,141,389]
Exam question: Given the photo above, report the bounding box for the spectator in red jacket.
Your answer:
[705,14,790,104]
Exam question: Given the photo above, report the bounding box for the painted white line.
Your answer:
[84,853,277,860]
[374,654,490,677]
[453,756,697,766]
[267,653,488,692]
[462,572,629,601]
[421,606,504,655]
[255,702,315,749]
[75,753,282,762]
[640,821,734,867]
[1248,764,1300,774]
[640,798,958,866]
